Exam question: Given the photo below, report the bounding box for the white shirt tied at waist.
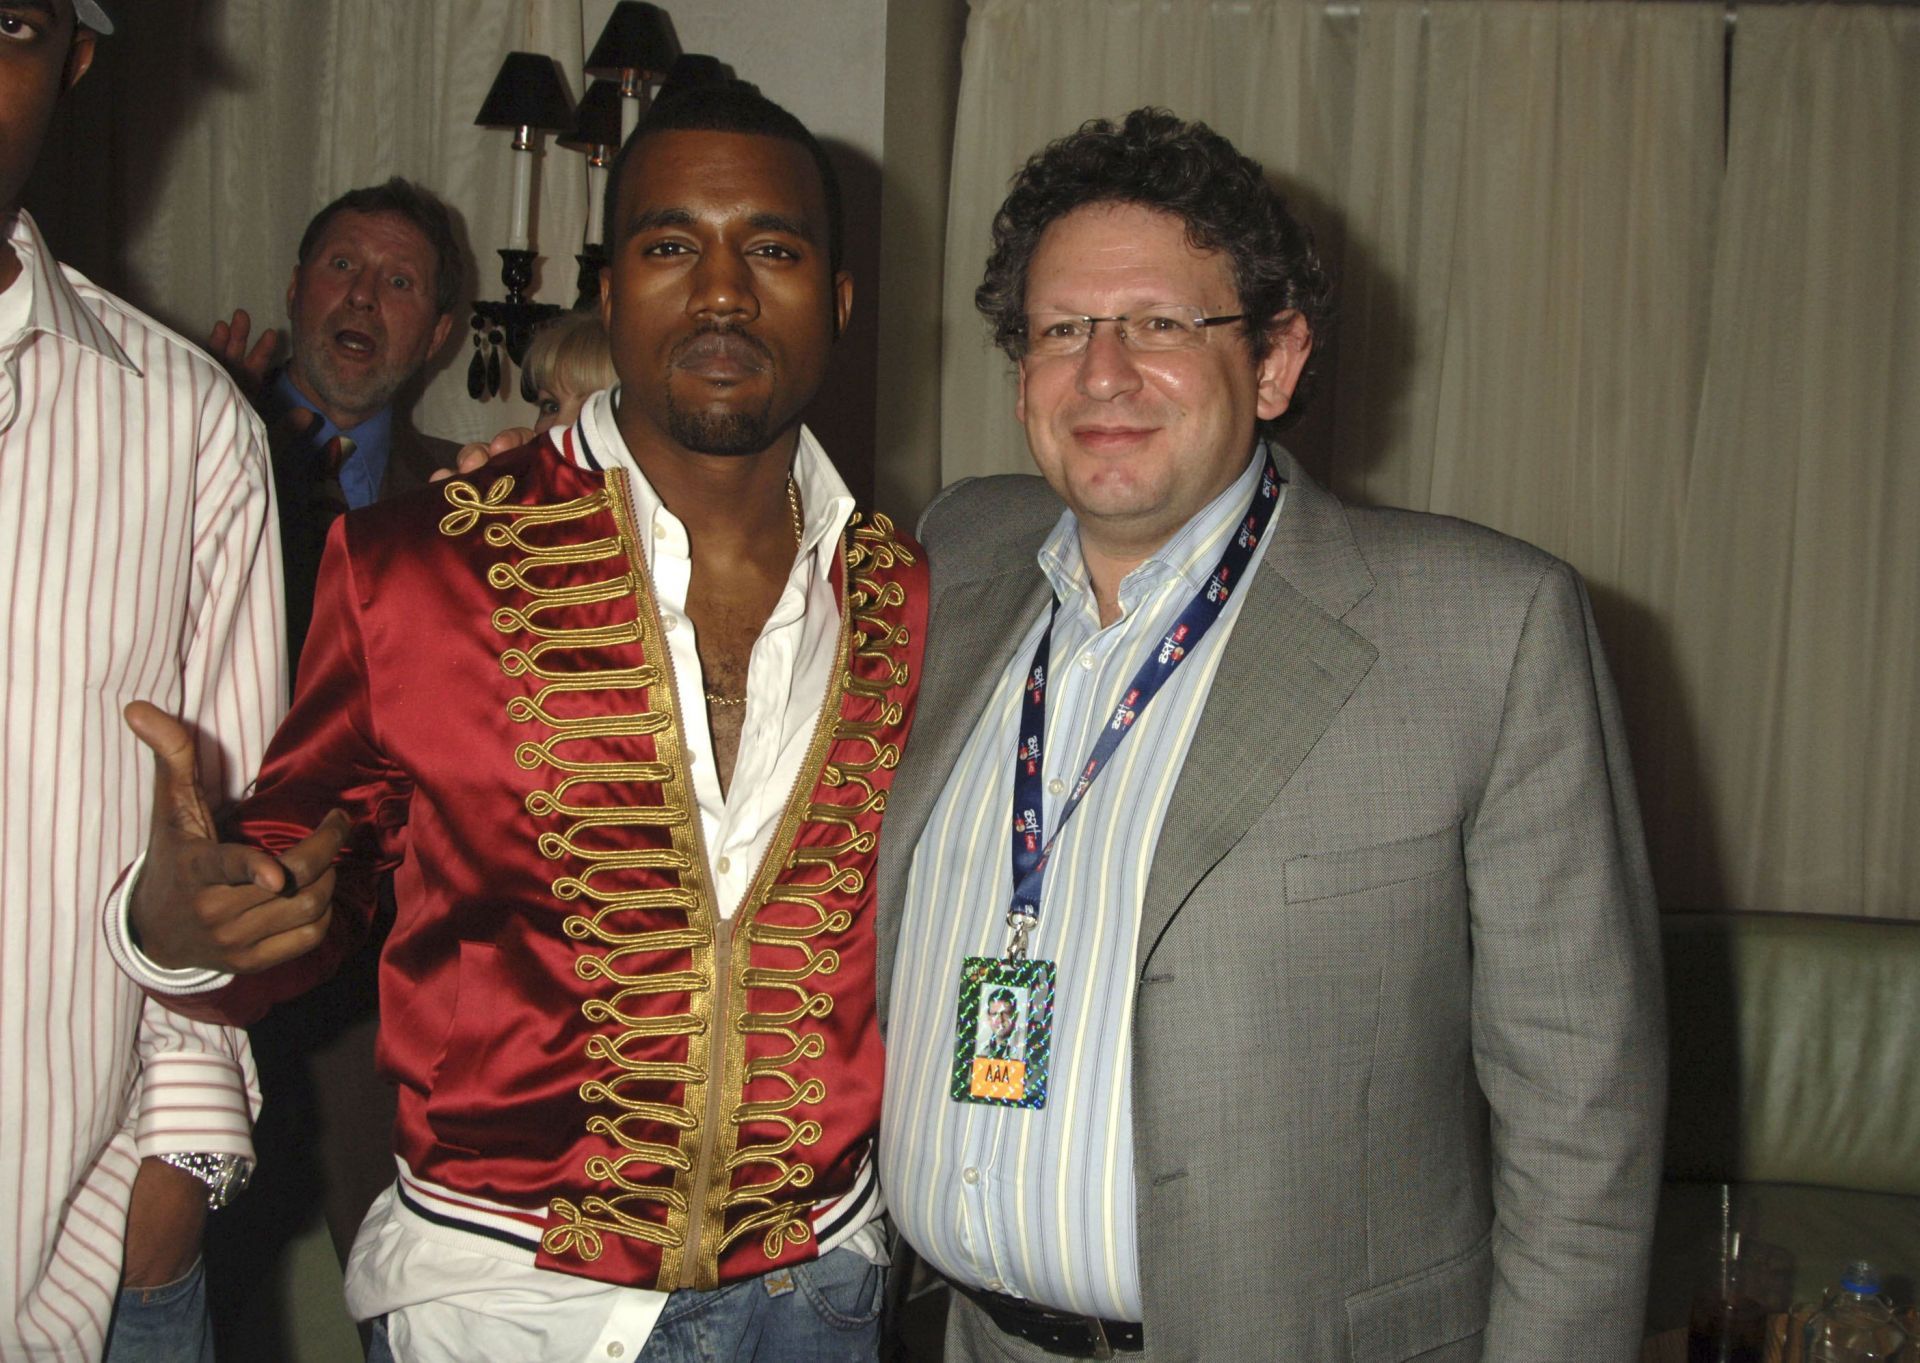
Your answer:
[881,448,1281,1323]
[347,387,885,1363]
[0,208,275,1362]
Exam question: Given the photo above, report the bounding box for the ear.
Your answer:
[1013,357,1028,427]
[63,27,96,91]
[284,264,301,320]
[1253,311,1313,423]
[427,311,455,358]
[598,264,613,326]
[831,270,852,341]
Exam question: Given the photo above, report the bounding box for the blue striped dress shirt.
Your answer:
[881,450,1282,1319]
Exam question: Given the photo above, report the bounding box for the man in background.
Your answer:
[878,108,1665,1361]
[204,179,464,1272]
[1,1,279,1358]
[210,177,464,666]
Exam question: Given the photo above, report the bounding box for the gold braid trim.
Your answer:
[439,471,713,1270]
[718,513,918,1261]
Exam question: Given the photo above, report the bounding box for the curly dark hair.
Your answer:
[976,108,1334,419]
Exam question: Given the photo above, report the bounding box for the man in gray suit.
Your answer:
[877,109,1665,1361]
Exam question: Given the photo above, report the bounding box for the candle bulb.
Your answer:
[585,163,605,249]
[507,133,534,251]
[620,84,639,146]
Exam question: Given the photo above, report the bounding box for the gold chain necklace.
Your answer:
[703,475,802,709]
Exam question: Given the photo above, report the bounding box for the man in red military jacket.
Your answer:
[111,82,923,1363]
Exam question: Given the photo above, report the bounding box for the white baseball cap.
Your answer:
[74,1,114,34]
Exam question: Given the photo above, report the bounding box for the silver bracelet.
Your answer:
[156,1152,253,1210]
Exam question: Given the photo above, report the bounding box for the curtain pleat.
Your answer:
[1667,6,1920,916]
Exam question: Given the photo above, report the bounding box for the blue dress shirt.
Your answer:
[272,370,392,510]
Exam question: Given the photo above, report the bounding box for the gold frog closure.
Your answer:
[440,476,919,1287]
[440,471,715,1269]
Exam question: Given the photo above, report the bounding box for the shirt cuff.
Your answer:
[104,849,237,995]
[133,993,260,1163]
[135,1051,258,1162]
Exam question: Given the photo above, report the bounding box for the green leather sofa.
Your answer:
[1645,911,1920,1333]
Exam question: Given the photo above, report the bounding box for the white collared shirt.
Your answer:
[572,387,855,917]
[343,389,880,1362]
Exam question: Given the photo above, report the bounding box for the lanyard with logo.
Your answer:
[950,452,1281,1109]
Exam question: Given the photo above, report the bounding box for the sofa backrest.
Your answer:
[1664,912,1920,1194]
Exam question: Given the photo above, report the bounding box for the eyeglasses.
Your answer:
[1021,305,1248,358]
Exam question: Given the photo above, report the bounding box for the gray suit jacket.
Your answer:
[875,453,1665,1362]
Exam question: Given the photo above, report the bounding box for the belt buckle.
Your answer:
[1084,1319,1115,1360]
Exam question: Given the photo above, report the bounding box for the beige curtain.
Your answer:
[30,1,611,444]
[1663,6,1920,916]
[939,0,1920,918]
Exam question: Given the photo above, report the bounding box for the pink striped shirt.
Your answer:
[0,210,281,1362]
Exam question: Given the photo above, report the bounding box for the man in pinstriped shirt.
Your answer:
[878,109,1664,1362]
[0,2,280,1359]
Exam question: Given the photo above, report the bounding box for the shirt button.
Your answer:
[607,1345,625,1359]
[1047,778,1064,796]
[716,855,731,874]
[962,1166,979,1185]
[662,614,679,632]
[652,522,666,538]
[1078,652,1094,670]
[986,1279,1005,1292]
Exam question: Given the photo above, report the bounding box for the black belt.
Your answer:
[953,1281,1144,1357]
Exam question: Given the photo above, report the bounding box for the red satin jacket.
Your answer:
[157,439,927,1292]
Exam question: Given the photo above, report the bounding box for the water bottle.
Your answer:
[1800,1261,1908,1361]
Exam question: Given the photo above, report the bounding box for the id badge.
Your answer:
[949,956,1056,1109]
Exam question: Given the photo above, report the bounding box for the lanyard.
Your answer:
[1004,452,1281,958]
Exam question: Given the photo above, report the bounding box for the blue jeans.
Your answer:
[365,1247,882,1363]
[640,1247,884,1363]
[103,1258,214,1363]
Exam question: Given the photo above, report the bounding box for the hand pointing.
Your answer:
[124,701,349,974]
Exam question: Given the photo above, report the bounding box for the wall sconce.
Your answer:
[560,80,624,310]
[562,53,730,311]
[466,6,728,404]
[585,2,679,144]
[470,52,573,400]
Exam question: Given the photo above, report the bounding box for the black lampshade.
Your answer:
[585,3,678,80]
[560,80,624,156]
[474,52,574,132]
[655,54,728,103]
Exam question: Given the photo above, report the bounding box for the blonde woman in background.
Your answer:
[525,309,616,432]
[440,310,617,474]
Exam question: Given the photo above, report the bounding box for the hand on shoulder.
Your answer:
[431,426,536,483]
[205,308,279,402]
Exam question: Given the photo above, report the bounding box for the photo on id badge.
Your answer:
[951,956,1054,1108]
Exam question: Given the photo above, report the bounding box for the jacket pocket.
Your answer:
[1284,824,1463,904]
[1344,1230,1492,1362]
[424,939,509,1156]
